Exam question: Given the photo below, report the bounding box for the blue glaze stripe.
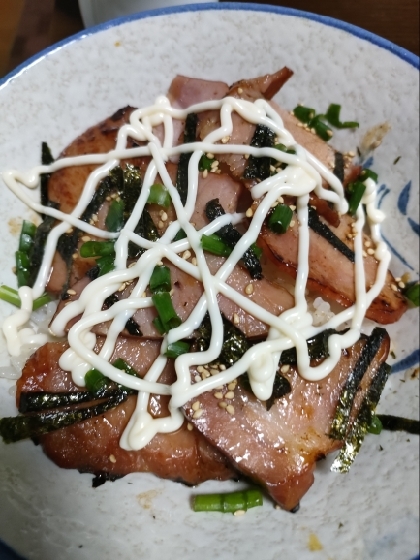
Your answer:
[381,233,417,272]
[0,539,26,560]
[391,348,420,374]
[0,2,418,89]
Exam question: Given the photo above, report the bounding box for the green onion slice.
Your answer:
[150,266,172,294]
[147,184,172,208]
[267,204,293,234]
[84,368,110,393]
[308,115,333,141]
[201,234,233,257]
[193,489,263,513]
[152,291,182,332]
[173,229,187,242]
[274,143,296,155]
[326,103,359,129]
[16,251,31,288]
[0,286,51,310]
[359,168,379,182]
[79,241,115,258]
[96,255,115,277]
[367,414,383,435]
[105,199,124,233]
[164,341,190,359]
[199,154,213,172]
[293,106,316,124]
[404,282,420,307]
[152,317,167,335]
[347,182,366,215]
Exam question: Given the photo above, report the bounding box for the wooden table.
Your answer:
[1,0,418,78]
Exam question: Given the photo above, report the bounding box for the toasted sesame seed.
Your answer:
[270,165,276,173]
[118,283,126,292]
[364,240,372,248]
[362,251,368,258]
[194,375,201,383]
[141,292,147,298]
[394,277,401,282]
[218,401,228,409]
[214,392,224,399]
[278,196,284,204]
[203,169,208,178]
[197,366,205,374]
[193,409,204,420]
[311,128,316,134]
[192,401,201,412]
[111,193,118,199]
[349,151,356,157]
[129,262,137,268]
[245,283,254,296]
[367,248,375,256]
[106,196,111,202]
[81,235,91,242]
[67,289,77,296]
[297,122,304,128]
[281,364,290,374]
[182,250,192,260]
[211,160,219,169]
[237,88,243,94]
[234,510,246,516]
[92,214,98,222]
[246,207,254,218]
[215,385,224,391]
[109,454,117,464]
[233,313,240,325]
[391,284,398,292]
[158,220,165,229]
[227,383,236,392]
[225,391,235,400]
[226,405,235,415]
[244,153,250,159]
[192,257,197,266]
[398,281,405,289]
[327,130,333,137]
[161,212,168,222]
[401,272,411,283]
[206,152,215,159]
[72,253,78,259]
[202,371,211,379]
[187,422,194,431]
[221,136,230,144]
[210,368,219,376]
[66,228,74,234]
[290,220,296,227]
[271,202,278,208]
[219,364,226,371]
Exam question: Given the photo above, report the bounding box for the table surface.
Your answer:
[0,0,419,78]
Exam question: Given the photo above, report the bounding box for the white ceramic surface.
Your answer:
[0,4,419,560]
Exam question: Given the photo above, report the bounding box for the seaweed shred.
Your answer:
[103,293,143,336]
[19,390,103,413]
[176,113,198,205]
[40,142,54,213]
[377,415,420,435]
[331,362,391,473]
[266,374,292,411]
[329,328,388,440]
[56,228,79,295]
[28,205,58,287]
[280,329,341,364]
[243,125,276,180]
[205,199,263,280]
[81,167,122,223]
[333,152,345,183]
[308,206,355,263]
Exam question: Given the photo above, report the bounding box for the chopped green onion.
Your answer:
[293,105,316,124]
[347,181,366,215]
[164,341,190,359]
[105,199,124,232]
[173,229,187,241]
[19,220,37,252]
[96,255,115,276]
[359,168,378,182]
[79,241,115,258]
[326,103,359,129]
[251,243,263,260]
[147,184,172,208]
[308,115,333,141]
[150,266,172,294]
[84,368,109,393]
[193,489,263,513]
[274,143,296,155]
[0,286,51,310]
[112,359,139,378]
[201,234,233,257]
[152,291,182,332]
[152,317,167,335]
[199,154,213,172]
[16,251,31,288]
[367,414,383,435]
[403,282,420,307]
[267,204,293,234]
[21,220,37,238]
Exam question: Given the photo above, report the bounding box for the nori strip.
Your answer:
[128,208,159,259]
[176,113,198,205]
[243,125,276,180]
[280,329,341,364]
[90,472,124,488]
[308,206,355,263]
[103,293,143,336]
[40,142,54,213]
[56,228,79,295]
[329,328,388,440]
[333,152,345,183]
[27,206,58,287]
[80,166,123,223]
[331,362,391,473]
[86,266,100,280]
[377,415,420,435]
[121,164,142,221]
[266,374,292,411]
[205,199,263,280]
[19,390,102,413]
[0,391,128,444]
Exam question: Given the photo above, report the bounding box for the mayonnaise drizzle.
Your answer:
[1,93,391,451]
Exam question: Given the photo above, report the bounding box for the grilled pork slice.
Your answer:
[262,211,407,324]
[184,329,391,510]
[17,341,237,485]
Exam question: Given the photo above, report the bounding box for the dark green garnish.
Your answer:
[199,154,213,172]
[243,124,276,180]
[403,282,420,307]
[292,106,316,124]
[149,265,172,294]
[376,414,420,435]
[16,251,31,288]
[280,329,341,364]
[84,368,111,394]
[165,341,190,359]
[347,181,366,215]
[96,255,115,276]
[176,113,198,205]
[267,204,293,234]
[105,199,124,232]
[326,103,359,129]
[330,328,388,440]
[152,291,182,333]
[19,221,37,252]
[201,234,233,258]
[333,152,345,182]
[124,318,143,337]
[129,208,159,259]
[152,316,167,335]
[274,143,297,155]
[193,489,263,513]
[308,115,333,142]
[173,229,187,242]
[79,241,115,258]
[266,374,292,411]
[367,414,383,434]
[205,199,263,280]
[0,286,50,310]
[308,206,355,263]
[359,168,378,182]
[112,358,139,379]
[147,184,172,208]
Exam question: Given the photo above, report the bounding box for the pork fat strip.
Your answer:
[17,341,237,485]
[262,210,407,324]
[184,330,390,510]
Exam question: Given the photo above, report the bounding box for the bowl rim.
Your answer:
[0,1,418,91]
